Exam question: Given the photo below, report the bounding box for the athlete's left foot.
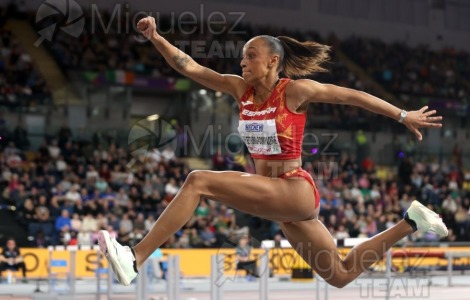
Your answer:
[404,200,448,237]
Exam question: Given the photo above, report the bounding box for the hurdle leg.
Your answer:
[447,252,453,287]
[211,254,224,300]
[385,249,392,300]
[167,255,180,300]
[259,250,269,300]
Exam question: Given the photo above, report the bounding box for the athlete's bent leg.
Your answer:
[99,169,316,285]
[281,201,447,288]
[281,219,412,288]
[133,170,316,267]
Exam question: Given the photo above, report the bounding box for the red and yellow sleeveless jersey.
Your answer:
[238,78,306,160]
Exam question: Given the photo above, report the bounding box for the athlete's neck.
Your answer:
[253,77,280,101]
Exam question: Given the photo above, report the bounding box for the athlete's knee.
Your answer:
[330,278,349,289]
[184,170,210,192]
[324,272,352,288]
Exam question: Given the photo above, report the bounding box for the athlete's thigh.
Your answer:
[189,170,316,222]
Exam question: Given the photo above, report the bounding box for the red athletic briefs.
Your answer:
[279,167,320,209]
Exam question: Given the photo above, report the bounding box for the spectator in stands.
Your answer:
[335,225,350,240]
[55,209,73,245]
[34,196,50,221]
[273,233,284,248]
[95,177,109,193]
[188,228,203,248]
[57,122,72,149]
[132,213,146,242]
[81,212,98,232]
[31,230,48,248]
[70,213,82,232]
[19,198,35,227]
[12,124,29,150]
[195,199,210,218]
[164,177,179,199]
[212,150,226,171]
[0,238,27,282]
[161,146,175,162]
[235,235,257,280]
[118,213,133,245]
[65,184,81,203]
[47,139,61,159]
[48,197,62,220]
[200,226,217,248]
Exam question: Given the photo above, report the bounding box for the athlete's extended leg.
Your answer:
[281,219,411,288]
[99,170,316,285]
[281,201,447,288]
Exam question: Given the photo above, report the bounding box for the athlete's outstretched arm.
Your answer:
[290,79,442,141]
[137,17,246,99]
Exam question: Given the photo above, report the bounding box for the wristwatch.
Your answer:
[398,110,408,123]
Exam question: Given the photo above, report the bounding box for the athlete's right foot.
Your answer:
[98,230,138,286]
[404,200,448,237]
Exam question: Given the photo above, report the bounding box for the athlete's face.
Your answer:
[240,37,276,82]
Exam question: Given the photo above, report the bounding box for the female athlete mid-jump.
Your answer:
[98,16,448,288]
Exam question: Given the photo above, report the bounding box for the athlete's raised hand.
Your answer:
[403,106,442,141]
[137,16,158,40]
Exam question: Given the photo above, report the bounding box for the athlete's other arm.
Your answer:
[290,79,442,141]
[137,17,245,99]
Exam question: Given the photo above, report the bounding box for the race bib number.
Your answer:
[238,119,282,155]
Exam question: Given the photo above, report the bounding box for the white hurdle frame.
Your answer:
[95,247,113,300]
[136,260,148,300]
[167,255,181,300]
[210,250,270,300]
[47,245,77,296]
[210,254,224,300]
[259,250,269,300]
[125,244,470,299]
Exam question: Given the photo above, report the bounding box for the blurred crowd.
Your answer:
[39,11,470,129]
[2,123,468,250]
[341,37,470,105]
[37,11,392,131]
[214,141,470,244]
[313,145,469,243]
[0,123,248,249]
[0,6,469,249]
[0,27,52,109]
[2,5,468,125]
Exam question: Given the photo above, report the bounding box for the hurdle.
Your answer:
[259,249,269,300]
[385,249,392,300]
[445,251,470,286]
[167,255,181,300]
[47,245,77,296]
[314,274,329,300]
[210,250,271,300]
[210,254,224,300]
[136,259,148,300]
[95,247,113,300]
[385,249,470,287]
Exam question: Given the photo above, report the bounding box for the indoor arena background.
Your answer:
[0,0,469,299]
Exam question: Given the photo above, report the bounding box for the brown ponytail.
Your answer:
[276,36,330,78]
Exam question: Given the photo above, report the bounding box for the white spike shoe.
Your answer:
[98,230,138,285]
[404,200,448,238]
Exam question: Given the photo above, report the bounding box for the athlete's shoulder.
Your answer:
[285,78,322,95]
